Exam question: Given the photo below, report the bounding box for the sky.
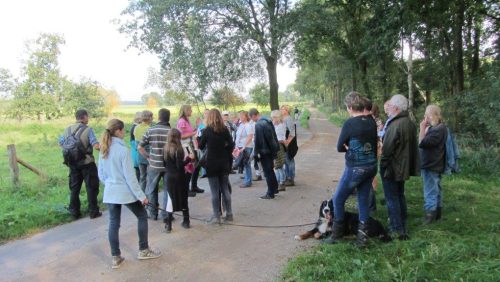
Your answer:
[0,0,297,101]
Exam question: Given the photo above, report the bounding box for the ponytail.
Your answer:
[100,119,124,159]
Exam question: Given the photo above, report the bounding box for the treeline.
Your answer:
[0,33,119,121]
[293,0,499,144]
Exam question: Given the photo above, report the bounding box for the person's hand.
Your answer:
[188,153,195,160]
[343,144,349,150]
[142,198,149,205]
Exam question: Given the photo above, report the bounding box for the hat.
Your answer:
[222,111,229,116]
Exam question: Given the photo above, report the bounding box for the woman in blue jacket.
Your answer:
[98,119,161,269]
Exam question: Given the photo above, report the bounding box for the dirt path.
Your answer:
[0,109,344,282]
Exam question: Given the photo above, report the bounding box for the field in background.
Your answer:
[0,102,305,244]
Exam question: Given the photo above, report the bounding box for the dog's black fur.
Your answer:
[295,199,392,242]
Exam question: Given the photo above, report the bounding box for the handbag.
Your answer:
[198,149,208,168]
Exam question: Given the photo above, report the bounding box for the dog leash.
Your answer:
[146,203,317,229]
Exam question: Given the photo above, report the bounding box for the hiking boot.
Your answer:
[188,190,197,197]
[89,211,102,219]
[137,248,161,260]
[207,216,221,225]
[278,184,286,191]
[323,220,345,244]
[181,209,190,229]
[164,212,173,233]
[436,207,442,220]
[424,210,437,224]
[260,194,275,200]
[191,186,205,193]
[284,179,295,186]
[111,256,124,269]
[355,221,369,247]
[239,184,251,188]
[224,214,234,222]
[253,175,262,181]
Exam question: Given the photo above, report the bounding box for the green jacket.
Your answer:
[380,111,420,181]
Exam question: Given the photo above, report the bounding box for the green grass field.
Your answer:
[0,102,302,244]
[281,108,500,281]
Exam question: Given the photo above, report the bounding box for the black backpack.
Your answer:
[62,124,88,167]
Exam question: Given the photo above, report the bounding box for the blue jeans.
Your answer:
[242,148,253,186]
[145,168,164,217]
[422,169,442,211]
[381,167,408,233]
[285,154,295,180]
[332,164,377,223]
[260,154,278,197]
[208,175,232,217]
[108,201,149,256]
[138,163,148,192]
[275,168,286,184]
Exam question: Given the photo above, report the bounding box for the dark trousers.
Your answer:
[191,164,201,189]
[108,201,149,256]
[69,162,100,216]
[381,167,408,233]
[259,154,278,197]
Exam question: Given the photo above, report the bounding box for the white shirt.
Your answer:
[236,122,254,148]
[274,122,286,142]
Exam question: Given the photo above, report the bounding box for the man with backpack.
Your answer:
[60,109,101,220]
[249,108,280,200]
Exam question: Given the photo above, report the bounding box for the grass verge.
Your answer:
[299,108,311,129]
[281,120,500,281]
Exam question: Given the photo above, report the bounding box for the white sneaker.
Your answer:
[137,248,162,260]
[111,256,125,269]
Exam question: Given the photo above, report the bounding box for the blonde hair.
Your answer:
[164,128,184,160]
[239,110,249,122]
[280,105,291,115]
[425,105,443,126]
[179,105,192,121]
[271,110,282,122]
[206,109,226,133]
[100,119,124,159]
[133,112,143,124]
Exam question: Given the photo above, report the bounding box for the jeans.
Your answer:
[275,168,286,184]
[242,148,253,186]
[285,154,295,180]
[108,201,149,256]
[138,163,148,192]
[145,168,164,217]
[68,162,100,216]
[422,169,442,211]
[260,154,278,197]
[381,167,408,233]
[332,164,377,223]
[208,175,232,217]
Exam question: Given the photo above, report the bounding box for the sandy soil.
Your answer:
[0,108,344,282]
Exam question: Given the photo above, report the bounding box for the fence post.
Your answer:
[7,144,20,186]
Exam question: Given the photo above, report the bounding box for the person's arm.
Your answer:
[336,122,350,152]
[138,129,151,159]
[284,117,295,145]
[97,154,107,183]
[419,126,444,148]
[199,129,207,150]
[122,150,147,202]
[380,126,399,167]
[88,128,100,150]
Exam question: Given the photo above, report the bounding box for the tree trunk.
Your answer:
[266,57,280,110]
[351,63,357,91]
[407,35,416,122]
[381,57,389,101]
[471,23,481,81]
[455,1,465,93]
[359,59,371,98]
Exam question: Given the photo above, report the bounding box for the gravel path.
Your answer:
[0,108,344,282]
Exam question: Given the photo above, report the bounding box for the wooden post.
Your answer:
[7,144,20,186]
[17,158,47,180]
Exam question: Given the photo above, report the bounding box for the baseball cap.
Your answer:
[222,111,229,116]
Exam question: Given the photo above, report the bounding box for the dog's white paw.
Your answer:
[294,235,302,241]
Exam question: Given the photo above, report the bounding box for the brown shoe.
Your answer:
[284,179,295,186]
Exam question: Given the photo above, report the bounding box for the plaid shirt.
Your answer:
[139,122,170,171]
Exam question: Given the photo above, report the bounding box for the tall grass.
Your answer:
[281,116,500,281]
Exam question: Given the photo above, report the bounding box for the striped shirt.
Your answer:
[139,122,170,171]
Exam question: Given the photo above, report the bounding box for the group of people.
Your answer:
[324,92,448,247]
[60,105,300,268]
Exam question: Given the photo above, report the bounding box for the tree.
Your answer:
[8,33,66,120]
[249,83,270,108]
[0,68,15,98]
[210,86,245,110]
[65,78,106,119]
[119,0,294,110]
[99,88,120,117]
[141,91,162,106]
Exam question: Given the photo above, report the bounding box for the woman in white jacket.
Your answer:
[98,119,161,269]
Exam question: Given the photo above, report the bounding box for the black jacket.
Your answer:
[199,127,235,177]
[254,117,279,158]
[380,111,420,181]
[419,123,447,173]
